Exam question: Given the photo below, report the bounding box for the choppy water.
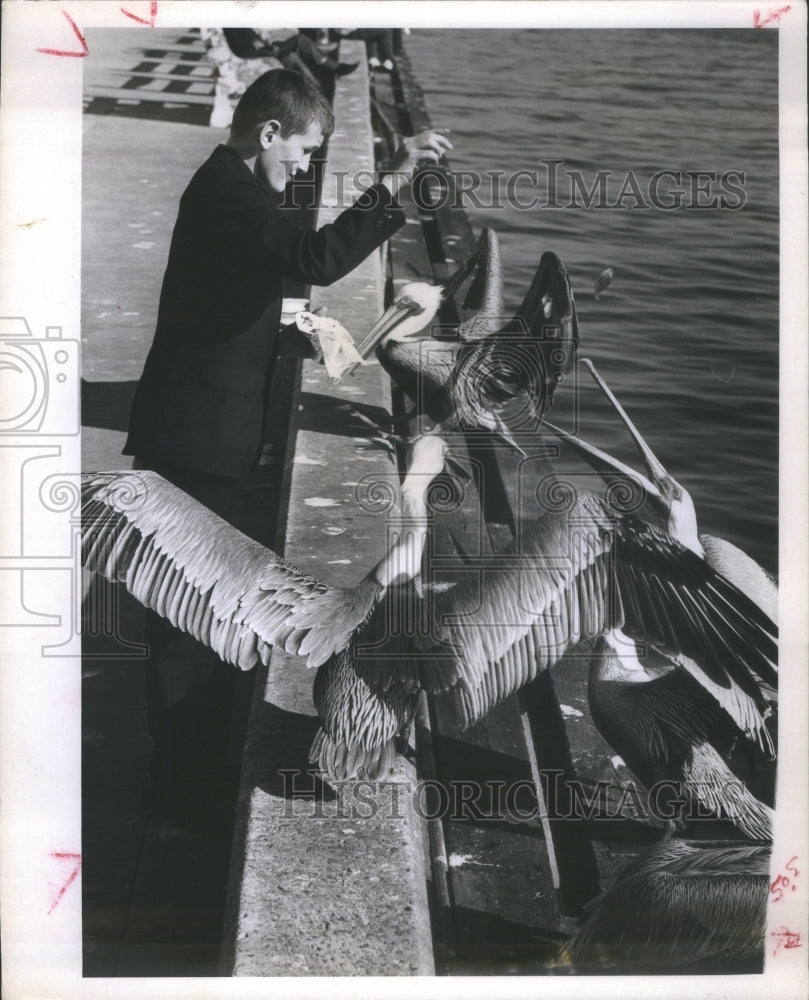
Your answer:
[408,29,779,572]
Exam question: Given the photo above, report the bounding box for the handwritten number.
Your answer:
[770,873,788,902]
[771,855,800,902]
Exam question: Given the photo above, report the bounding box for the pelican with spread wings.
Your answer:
[541,358,777,839]
[82,421,777,789]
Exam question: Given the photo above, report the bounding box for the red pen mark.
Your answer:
[770,925,802,956]
[47,851,82,914]
[36,9,88,58]
[770,854,800,902]
[753,4,791,28]
[120,1,158,27]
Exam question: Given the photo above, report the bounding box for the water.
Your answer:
[408,29,779,572]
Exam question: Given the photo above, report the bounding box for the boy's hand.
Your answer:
[382,129,452,195]
[396,129,452,171]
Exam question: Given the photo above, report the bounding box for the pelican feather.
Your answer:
[554,839,770,971]
[376,492,780,730]
[82,471,385,670]
[588,636,774,840]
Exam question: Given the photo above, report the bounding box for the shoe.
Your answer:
[382,59,395,73]
[368,56,381,70]
[335,61,360,77]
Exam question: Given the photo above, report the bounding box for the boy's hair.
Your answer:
[230,68,335,142]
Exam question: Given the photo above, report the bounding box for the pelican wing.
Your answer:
[557,839,770,971]
[612,512,778,701]
[656,651,775,755]
[82,471,381,669]
[366,493,615,714]
[700,533,778,626]
[356,493,778,729]
[600,653,774,759]
[588,661,774,839]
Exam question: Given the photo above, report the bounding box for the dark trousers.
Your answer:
[134,459,253,777]
[349,28,394,62]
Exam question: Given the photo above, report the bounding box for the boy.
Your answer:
[123,69,451,821]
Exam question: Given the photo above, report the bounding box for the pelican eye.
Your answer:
[398,295,425,315]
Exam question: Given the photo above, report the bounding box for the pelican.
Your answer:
[353,228,579,452]
[588,630,773,840]
[308,435,450,781]
[542,359,777,839]
[353,226,504,360]
[81,434,449,784]
[83,417,777,791]
[360,450,778,733]
[553,838,770,972]
[320,417,776,785]
[561,357,777,620]
[544,358,778,700]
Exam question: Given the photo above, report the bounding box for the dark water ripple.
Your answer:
[408,28,779,572]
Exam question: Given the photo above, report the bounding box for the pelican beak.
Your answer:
[579,358,672,490]
[354,298,426,361]
[543,420,663,505]
[441,247,481,300]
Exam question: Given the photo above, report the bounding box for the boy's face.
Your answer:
[255,119,325,196]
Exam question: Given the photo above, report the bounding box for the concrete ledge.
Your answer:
[223,43,434,977]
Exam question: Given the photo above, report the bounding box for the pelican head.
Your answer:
[355,282,444,361]
[545,358,702,554]
[354,227,501,361]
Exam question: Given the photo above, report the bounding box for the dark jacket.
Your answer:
[124,144,404,479]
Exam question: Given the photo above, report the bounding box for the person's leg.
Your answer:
[279,49,321,87]
[290,32,328,67]
[377,30,395,63]
[351,28,382,68]
[289,33,359,80]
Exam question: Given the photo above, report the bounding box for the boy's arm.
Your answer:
[274,128,451,284]
[210,130,452,287]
